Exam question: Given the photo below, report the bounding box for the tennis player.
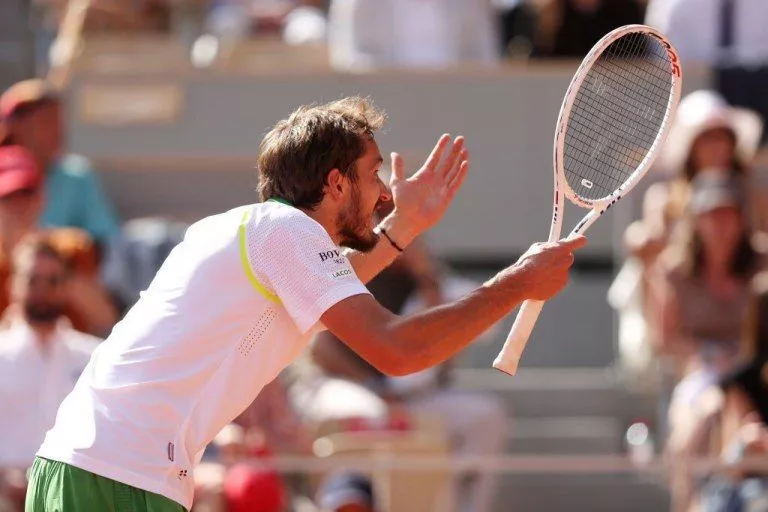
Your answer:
[26,97,585,512]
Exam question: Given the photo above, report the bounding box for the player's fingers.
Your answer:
[439,136,465,177]
[558,235,587,251]
[390,152,405,184]
[423,134,451,173]
[445,148,469,185]
[446,159,469,197]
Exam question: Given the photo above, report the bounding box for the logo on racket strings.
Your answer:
[650,34,681,78]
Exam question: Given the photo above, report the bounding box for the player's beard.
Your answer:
[24,300,64,325]
[337,184,379,253]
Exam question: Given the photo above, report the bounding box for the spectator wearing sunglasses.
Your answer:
[0,232,102,511]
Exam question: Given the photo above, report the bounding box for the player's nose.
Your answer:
[378,177,392,202]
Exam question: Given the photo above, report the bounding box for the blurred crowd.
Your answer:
[1,0,768,511]
[610,89,768,511]
[35,0,654,67]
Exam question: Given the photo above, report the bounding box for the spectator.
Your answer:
[633,91,763,266]
[0,145,118,336]
[316,471,377,512]
[234,376,313,456]
[644,0,768,66]
[301,203,507,512]
[217,424,287,512]
[0,233,101,510]
[650,172,765,445]
[383,246,506,512]
[194,379,310,512]
[643,0,682,33]
[534,0,643,58]
[494,0,538,59]
[666,272,768,511]
[612,91,764,390]
[0,79,121,253]
[646,0,768,144]
[327,0,499,72]
[205,0,327,45]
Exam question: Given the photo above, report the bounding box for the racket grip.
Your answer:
[492,300,545,376]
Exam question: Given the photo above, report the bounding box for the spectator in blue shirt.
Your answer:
[0,79,120,254]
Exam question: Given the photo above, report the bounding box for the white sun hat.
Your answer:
[658,89,763,175]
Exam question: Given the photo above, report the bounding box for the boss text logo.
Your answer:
[319,250,341,262]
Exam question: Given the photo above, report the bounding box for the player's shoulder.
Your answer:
[250,201,331,239]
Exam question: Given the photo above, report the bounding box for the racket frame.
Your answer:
[493,24,683,376]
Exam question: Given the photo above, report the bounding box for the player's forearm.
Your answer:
[345,210,420,284]
[380,269,528,375]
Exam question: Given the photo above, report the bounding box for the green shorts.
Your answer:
[25,457,186,512]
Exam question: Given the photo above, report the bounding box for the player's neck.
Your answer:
[302,203,344,246]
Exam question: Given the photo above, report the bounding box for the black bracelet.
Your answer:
[379,228,404,252]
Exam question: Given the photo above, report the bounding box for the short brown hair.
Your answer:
[256,96,387,209]
[11,231,72,275]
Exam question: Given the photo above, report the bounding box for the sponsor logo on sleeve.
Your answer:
[319,250,341,262]
[319,249,348,266]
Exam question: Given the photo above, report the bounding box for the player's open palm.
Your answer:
[510,237,586,301]
[389,134,469,233]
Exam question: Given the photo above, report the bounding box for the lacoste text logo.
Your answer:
[329,269,352,279]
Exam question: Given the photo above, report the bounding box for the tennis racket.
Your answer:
[493,25,683,376]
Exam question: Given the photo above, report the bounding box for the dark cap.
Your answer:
[689,170,745,215]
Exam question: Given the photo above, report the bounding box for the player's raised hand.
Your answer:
[388,134,469,234]
[506,236,587,301]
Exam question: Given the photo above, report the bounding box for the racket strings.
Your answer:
[563,32,674,202]
[568,35,669,195]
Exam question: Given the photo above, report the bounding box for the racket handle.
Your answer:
[492,300,545,376]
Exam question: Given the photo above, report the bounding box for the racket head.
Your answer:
[553,25,683,212]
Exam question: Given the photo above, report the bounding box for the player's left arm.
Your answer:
[344,134,469,283]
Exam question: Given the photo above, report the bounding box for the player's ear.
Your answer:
[325,168,346,200]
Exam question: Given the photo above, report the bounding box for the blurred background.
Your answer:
[2,0,768,511]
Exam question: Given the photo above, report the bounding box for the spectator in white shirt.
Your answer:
[0,233,101,509]
[327,0,499,72]
[645,0,768,65]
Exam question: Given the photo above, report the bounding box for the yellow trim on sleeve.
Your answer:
[239,208,281,304]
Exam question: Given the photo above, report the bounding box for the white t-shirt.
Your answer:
[0,320,99,468]
[38,201,370,510]
[392,0,453,68]
[650,0,768,65]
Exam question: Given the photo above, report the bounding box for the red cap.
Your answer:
[223,463,285,512]
[0,146,42,198]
